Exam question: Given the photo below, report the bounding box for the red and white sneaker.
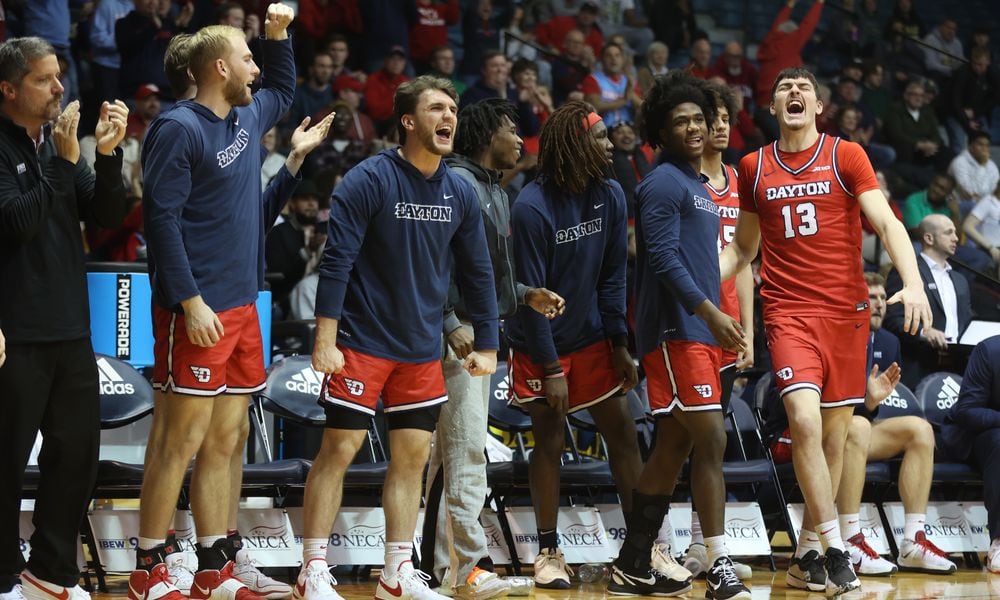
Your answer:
[292,559,343,600]
[233,549,292,599]
[845,533,897,575]
[375,563,449,600]
[21,570,91,600]
[897,532,957,573]
[190,562,265,600]
[126,564,188,600]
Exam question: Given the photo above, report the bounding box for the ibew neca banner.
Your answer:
[503,506,612,564]
[883,501,984,553]
[288,506,387,565]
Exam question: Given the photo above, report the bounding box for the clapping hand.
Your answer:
[96,100,129,156]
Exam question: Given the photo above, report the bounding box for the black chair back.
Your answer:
[916,371,964,428]
[95,354,154,429]
[873,382,922,421]
[259,355,327,425]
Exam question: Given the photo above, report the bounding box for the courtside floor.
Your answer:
[93,567,1000,600]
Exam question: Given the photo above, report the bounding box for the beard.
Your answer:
[417,126,451,156]
[223,77,252,107]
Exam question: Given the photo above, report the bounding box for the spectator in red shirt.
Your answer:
[711,41,758,109]
[535,1,603,60]
[410,0,460,72]
[754,0,825,108]
[687,38,713,79]
[297,0,363,42]
[365,45,411,131]
[126,83,161,141]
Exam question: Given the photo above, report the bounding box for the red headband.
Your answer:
[583,112,602,131]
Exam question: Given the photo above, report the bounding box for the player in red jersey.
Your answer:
[720,67,931,596]
[676,82,757,581]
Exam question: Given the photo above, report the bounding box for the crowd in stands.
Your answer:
[4,0,998,373]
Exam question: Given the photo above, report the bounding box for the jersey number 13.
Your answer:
[780,201,819,239]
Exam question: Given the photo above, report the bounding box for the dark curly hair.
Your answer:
[705,80,741,126]
[453,98,518,160]
[537,100,610,197]
[638,71,717,150]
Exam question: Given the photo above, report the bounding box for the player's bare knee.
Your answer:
[846,417,871,449]
[909,417,935,450]
[696,428,727,464]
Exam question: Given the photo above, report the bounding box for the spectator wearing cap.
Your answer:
[535,1,604,62]
[265,179,323,316]
[115,0,194,99]
[309,102,373,185]
[125,84,162,141]
[287,52,336,136]
[365,45,411,131]
[409,0,460,73]
[427,46,467,96]
[322,75,377,148]
[460,50,540,137]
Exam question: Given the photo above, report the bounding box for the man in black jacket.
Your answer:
[885,214,973,387]
[419,98,562,599]
[0,36,128,600]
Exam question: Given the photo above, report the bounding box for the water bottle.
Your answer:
[577,563,608,583]
[504,576,534,596]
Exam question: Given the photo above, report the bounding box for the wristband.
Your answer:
[545,371,565,379]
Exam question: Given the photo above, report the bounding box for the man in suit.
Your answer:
[940,335,1000,572]
[885,214,973,388]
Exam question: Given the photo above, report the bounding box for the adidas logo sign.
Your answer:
[286,366,323,396]
[97,357,135,395]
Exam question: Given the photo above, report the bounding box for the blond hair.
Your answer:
[187,25,243,84]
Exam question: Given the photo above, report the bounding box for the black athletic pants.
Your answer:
[0,339,100,590]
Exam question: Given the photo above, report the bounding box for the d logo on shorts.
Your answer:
[343,377,366,397]
[190,366,212,383]
[692,384,713,398]
[526,378,543,393]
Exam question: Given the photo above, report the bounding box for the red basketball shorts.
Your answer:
[322,345,447,416]
[642,340,722,416]
[152,303,265,396]
[508,340,622,413]
[766,314,869,408]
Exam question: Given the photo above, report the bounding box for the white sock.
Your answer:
[839,513,861,540]
[794,529,822,559]
[655,515,674,547]
[691,513,704,545]
[816,519,845,552]
[705,535,728,566]
[384,542,413,579]
[303,538,329,564]
[138,537,165,551]
[904,513,926,541]
[197,535,226,549]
